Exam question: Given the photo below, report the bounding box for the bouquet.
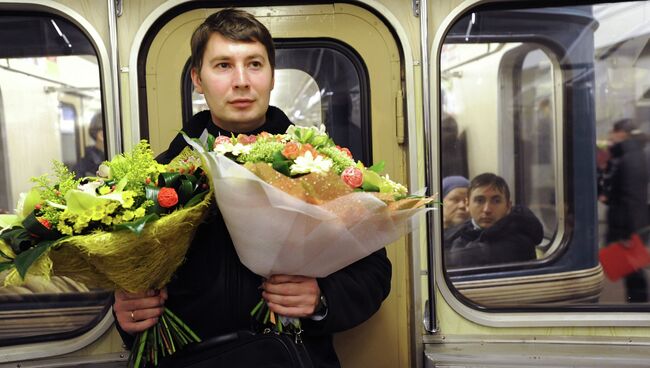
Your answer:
[0,141,211,367]
[185,124,435,332]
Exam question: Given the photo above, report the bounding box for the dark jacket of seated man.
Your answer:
[444,205,543,268]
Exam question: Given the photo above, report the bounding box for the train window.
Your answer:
[0,14,111,346]
[439,1,650,309]
[186,42,370,165]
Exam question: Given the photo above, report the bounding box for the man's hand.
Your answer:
[113,288,168,334]
[262,275,320,317]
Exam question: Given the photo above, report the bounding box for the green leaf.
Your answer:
[22,188,42,218]
[368,161,385,174]
[145,186,164,215]
[206,135,215,152]
[1,227,34,254]
[158,172,181,188]
[361,169,382,192]
[22,212,62,241]
[271,150,291,177]
[0,214,21,231]
[114,213,159,234]
[177,179,194,205]
[184,190,207,208]
[65,190,112,214]
[14,241,55,279]
[0,245,14,260]
[0,262,13,273]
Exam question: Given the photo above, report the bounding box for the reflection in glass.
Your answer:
[439,1,650,308]
[0,14,109,345]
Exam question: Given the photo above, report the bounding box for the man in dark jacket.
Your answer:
[600,119,648,302]
[444,173,542,268]
[112,9,391,367]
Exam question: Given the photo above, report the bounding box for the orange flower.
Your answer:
[341,167,363,188]
[282,141,301,159]
[237,134,257,144]
[158,187,179,208]
[299,143,318,158]
[37,217,52,229]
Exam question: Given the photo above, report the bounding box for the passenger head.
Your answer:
[441,115,459,141]
[88,113,104,149]
[467,173,511,229]
[190,8,275,133]
[442,176,470,228]
[610,118,637,144]
[190,8,275,73]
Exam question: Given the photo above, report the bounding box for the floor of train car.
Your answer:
[599,268,650,304]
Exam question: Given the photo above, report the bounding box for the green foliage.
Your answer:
[237,140,284,164]
[319,146,355,175]
[106,140,165,198]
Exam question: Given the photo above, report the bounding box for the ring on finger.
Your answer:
[130,310,135,322]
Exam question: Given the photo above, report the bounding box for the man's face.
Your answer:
[191,33,274,133]
[468,185,511,229]
[443,187,469,228]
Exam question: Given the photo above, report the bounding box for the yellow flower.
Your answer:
[134,207,146,218]
[122,210,134,221]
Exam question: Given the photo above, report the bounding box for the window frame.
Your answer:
[432,0,650,327]
[0,1,118,360]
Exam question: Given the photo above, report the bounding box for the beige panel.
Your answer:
[145,3,410,367]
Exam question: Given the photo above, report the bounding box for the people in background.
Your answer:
[442,175,470,229]
[599,118,648,302]
[441,115,468,178]
[444,172,542,268]
[73,113,105,178]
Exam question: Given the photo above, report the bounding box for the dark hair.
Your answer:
[612,118,637,134]
[469,173,510,202]
[190,8,275,73]
[88,113,103,142]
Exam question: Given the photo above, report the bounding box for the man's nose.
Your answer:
[233,66,250,88]
[482,202,492,213]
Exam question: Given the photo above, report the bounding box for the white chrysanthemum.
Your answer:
[214,142,234,155]
[290,151,333,175]
[97,164,111,178]
[78,180,104,195]
[231,143,252,156]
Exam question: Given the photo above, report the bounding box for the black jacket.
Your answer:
[602,137,649,242]
[117,107,391,368]
[444,206,542,268]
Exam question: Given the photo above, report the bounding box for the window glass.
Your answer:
[439,1,650,308]
[189,43,370,165]
[0,14,110,345]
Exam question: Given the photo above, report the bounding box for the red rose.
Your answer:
[341,167,363,188]
[336,145,353,158]
[214,135,231,148]
[158,187,179,208]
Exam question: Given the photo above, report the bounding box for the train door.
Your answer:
[129,3,411,368]
[424,0,650,366]
[0,1,126,366]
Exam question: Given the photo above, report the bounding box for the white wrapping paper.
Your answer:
[187,138,431,277]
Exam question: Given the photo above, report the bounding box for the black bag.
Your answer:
[157,330,314,368]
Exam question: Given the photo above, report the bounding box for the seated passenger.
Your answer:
[444,172,543,268]
[442,175,470,229]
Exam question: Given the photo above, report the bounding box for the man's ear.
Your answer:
[191,68,203,94]
[507,200,513,213]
